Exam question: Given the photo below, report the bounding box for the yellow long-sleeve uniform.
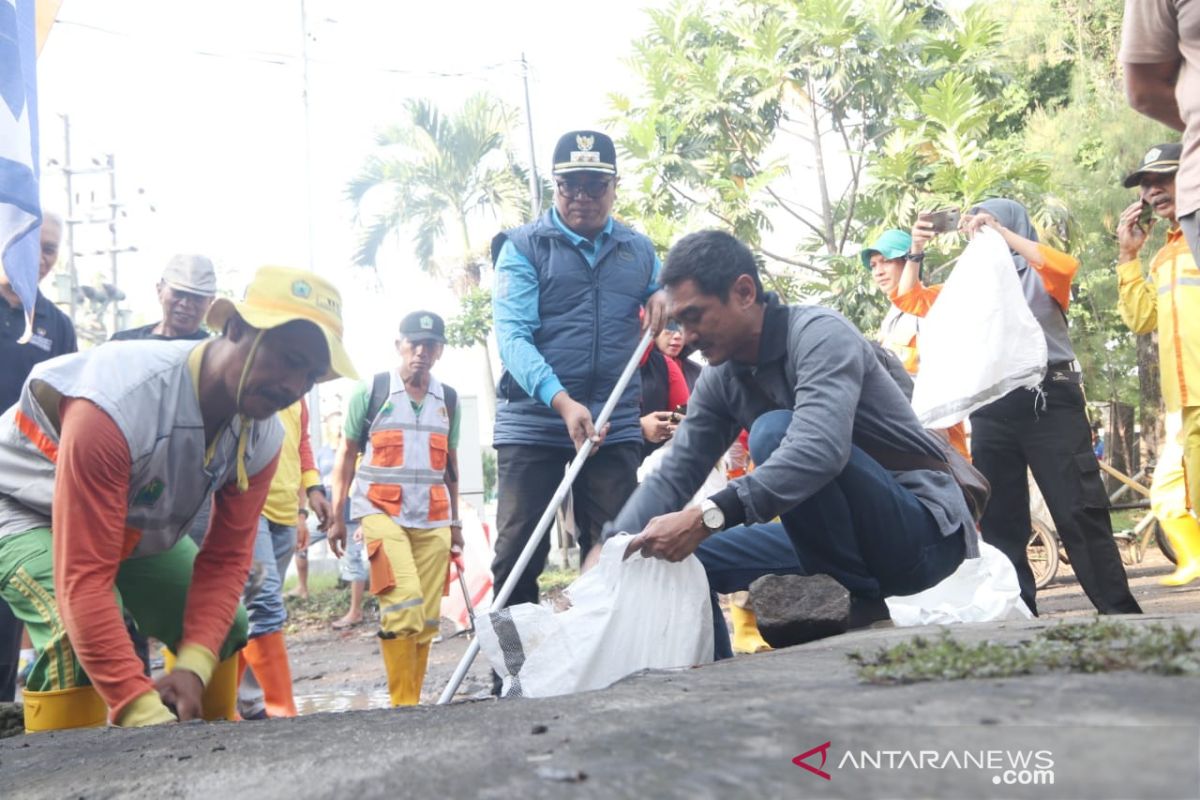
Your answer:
[1118,228,1200,412]
[1117,227,1200,584]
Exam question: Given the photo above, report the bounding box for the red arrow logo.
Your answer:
[792,741,832,780]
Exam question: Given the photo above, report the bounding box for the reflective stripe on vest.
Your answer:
[349,372,452,528]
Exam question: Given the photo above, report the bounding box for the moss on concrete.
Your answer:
[849,619,1200,684]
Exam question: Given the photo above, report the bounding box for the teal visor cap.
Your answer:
[860,229,913,269]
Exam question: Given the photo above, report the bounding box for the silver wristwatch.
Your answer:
[699,498,725,532]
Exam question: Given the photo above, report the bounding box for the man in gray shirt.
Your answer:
[609,230,975,616]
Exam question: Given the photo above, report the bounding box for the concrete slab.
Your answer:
[4,614,1199,799]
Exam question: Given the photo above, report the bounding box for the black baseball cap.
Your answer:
[552,130,617,176]
[399,310,445,343]
[1123,142,1182,187]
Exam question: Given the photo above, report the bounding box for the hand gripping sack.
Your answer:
[476,535,713,698]
[911,228,1047,429]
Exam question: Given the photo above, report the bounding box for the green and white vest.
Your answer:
[350,372,452,528]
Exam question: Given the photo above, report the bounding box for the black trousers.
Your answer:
[0,598,22,701]
[970,380,1141,616]
[492,442,641,608]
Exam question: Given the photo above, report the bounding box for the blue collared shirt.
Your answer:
[494,208,661,407]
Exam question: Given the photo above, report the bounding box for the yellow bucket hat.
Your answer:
[206,266,358,383]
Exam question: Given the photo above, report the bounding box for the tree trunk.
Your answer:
[1137,331,1164,469]
[1104,401,1138,492]
[806,75,836,252]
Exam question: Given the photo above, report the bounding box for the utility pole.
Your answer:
[299,0,316,271]
[54,137,137,341]
[107,153,120,332]
[521,53,541,219]
[60,114,78,322]
[299,0,322,447]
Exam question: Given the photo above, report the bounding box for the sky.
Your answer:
[34,0,981,441]
[35,0,658,432]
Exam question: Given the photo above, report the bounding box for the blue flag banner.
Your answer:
[0,0,42,341]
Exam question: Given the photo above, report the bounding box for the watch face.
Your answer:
[703,505,724,529]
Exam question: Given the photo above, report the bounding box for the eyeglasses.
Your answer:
[556,179,612,200]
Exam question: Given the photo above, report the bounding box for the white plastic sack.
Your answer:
[476,534,714,698]
[637,440,728,504]
[885,540,1033,626]
[911,227,1047,429]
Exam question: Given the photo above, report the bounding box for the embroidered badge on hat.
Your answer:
[1144,148,1162,165]
[570,140,601,166]
[292,280,312,299]
[552,130,617,175]
[420,315,433,330]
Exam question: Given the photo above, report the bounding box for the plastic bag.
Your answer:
[885,540,1033,626]
[476,534,714,698]
[637,441,728,504]
[911,228,1047,429]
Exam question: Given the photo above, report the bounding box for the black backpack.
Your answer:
[359,371,459,481]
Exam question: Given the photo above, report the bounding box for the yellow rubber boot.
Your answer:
[1160,515,1200,587]
[22,685,108,733]
[730,604,772,654]
[410,641,432,704]
[163,648,239,721]
[379,636,420,706]
[201,655,240,721]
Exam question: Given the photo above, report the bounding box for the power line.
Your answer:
[54,17,521,78]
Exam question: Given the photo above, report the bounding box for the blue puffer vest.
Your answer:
[492,213,656,449]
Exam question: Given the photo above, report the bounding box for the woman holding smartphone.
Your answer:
[891,198,1142,618]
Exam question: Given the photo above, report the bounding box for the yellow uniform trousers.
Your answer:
[1183,407,1200,513]
[361,514,450,705]
[1159,411,1200,586]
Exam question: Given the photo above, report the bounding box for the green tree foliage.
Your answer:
[615,0,1174,428]
[613,0,1057,332]
[348,93,533,418]
[481,448,497,502]
[986,0,1172,425]
[444,287,492,349]
[347,93,529,281]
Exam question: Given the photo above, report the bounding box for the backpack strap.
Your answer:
[359,371,391,451]
[442,383,459,483]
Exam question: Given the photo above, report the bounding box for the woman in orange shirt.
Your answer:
[891,198,1140,618]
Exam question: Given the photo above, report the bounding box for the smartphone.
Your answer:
[670,404,686,423]
[1137,200,1153,230]
[923,208,961,234]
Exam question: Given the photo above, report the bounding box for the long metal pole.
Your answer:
[437,328,653,705]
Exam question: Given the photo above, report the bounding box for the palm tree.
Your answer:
[347,92,531,419]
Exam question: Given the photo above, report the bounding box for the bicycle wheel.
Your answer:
[1028,520,1059,590]
[1153,521,1178,565]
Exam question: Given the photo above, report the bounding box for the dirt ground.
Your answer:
[286,545,1198,713]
